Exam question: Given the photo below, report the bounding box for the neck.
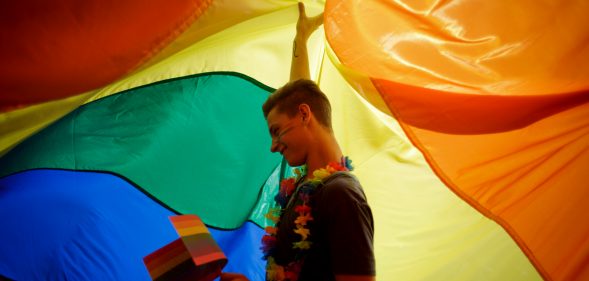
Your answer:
[305,131,342,179]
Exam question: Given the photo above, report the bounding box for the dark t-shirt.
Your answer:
[273,172,375,280]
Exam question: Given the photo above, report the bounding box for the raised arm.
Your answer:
[290,2,324,81]
[221,5,325,281]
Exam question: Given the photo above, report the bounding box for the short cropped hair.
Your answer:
[262,79,332,129]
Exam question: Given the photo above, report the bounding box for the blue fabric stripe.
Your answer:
[0,169,264,280]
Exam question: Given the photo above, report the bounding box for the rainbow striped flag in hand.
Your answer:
[143,215,227,281]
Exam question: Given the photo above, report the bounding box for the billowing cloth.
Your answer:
[0,169,264,280]
[0,73,279,228]
[0,0,586,280]
[325,1,589,280]
[0,0,211,111]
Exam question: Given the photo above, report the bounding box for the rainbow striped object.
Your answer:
[143,215,227,281]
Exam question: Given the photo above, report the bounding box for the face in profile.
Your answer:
[266,107,308,167]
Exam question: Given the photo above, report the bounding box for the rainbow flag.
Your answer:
[143,215,227,281]
[0,1,587,280]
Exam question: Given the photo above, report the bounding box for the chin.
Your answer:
[285,156,305,167]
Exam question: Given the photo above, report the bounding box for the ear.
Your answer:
[298,103,311,124]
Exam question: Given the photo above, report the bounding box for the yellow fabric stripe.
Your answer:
[0,1,541,280]
[320,46,541,280]
[0,1,323,156]
[0,92,94,157]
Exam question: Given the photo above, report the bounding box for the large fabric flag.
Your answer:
[1,1,587,280]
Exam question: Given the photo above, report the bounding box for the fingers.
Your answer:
[298,2,306,19]
[295,1,324,39]
[298,2,322,26]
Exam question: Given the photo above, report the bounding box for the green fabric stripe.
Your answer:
[0,72,281,229]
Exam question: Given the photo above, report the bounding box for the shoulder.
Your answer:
[322,172,365,197]
[315,172,368,206]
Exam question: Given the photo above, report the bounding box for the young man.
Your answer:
[222,3,375,281]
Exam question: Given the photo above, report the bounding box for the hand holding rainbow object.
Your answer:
[143,215,227,281]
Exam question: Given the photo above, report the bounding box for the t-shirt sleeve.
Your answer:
[318,174,376,276]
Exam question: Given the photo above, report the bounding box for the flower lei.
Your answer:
[261,157,354,281]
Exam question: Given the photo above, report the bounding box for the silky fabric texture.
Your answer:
[325,1,589,280]
[0,170,265,280]
[0,73,280,229]
[0,1,553,280]
[0,1,325,156]
[0,0,212,111]
[319,51,540,280]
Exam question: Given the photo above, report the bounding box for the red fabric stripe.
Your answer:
[0,0,212,111]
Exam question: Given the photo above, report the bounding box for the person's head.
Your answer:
[263,79,332,129]
[262,79,333,166]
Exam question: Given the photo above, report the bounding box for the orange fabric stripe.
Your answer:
[371,79,588,134]
[325,0,589,280]
[375,79,589,281]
